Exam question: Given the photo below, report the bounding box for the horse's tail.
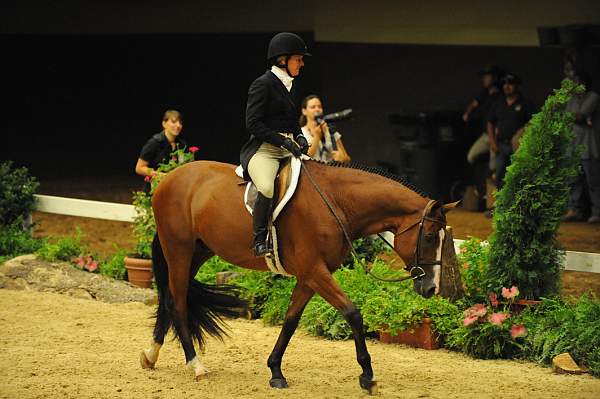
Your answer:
[151,233,246,349]
[151,233,173,339]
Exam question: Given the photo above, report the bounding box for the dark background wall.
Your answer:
[0,33,318,177]
[2,33,599,199]
[1,0,599,198]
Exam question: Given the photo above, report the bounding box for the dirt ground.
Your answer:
[1,288,599,399]
[32,176,600,298]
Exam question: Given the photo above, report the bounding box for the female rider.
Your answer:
[239,32,311,257]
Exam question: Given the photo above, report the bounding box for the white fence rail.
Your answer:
[34,194,136,222]
[33,194,600,274]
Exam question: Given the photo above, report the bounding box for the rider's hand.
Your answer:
[281,138,302,157]
[296,135,309,155]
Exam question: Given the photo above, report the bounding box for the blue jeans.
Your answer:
[494,142,513,190]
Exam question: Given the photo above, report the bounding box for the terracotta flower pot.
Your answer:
[379,318,440,350]
[124,256,153,288]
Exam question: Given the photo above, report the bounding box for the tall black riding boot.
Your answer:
[252,193,273,257]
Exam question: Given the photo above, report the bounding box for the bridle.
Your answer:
[374,199,446,282]
[301,161,446,283]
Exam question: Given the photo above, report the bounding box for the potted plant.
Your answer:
[445,286,528,359]
[125,146,199,288]
[352,263,461,350]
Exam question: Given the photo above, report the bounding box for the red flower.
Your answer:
[463,315,478,326]
[510,324,527,338]
[489,292,499,307]
[501,286,520,300]
[189,146,199,153]
[144,175,152,182]
[488,312,509,325]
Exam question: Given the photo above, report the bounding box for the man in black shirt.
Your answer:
[487,74,534,189]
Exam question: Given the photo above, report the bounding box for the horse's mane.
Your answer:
[308,159,426,197]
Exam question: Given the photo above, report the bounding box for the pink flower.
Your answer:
[85,261,98,272]
[489,292,499,307]
[510,324,527,338]
[463,315,478,326]
[463,263,469,270]
[144,175,152,182]
[189,146,199,153]
[488,312,509,325]
[464,303,487,318]
[501,286,520,300]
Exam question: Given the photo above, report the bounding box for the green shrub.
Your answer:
[0,161,39,226]
[194,256,287,320]
[260,277,296,325]
[131,190,154,259]
[521,295,600,376]
[343,236,390,265]
[36,230,85,262]
[302,260,461,340]
[100,249,128,280]
[0,219,44,263]
[194,256,238,283]
[456,237,490,303]
[488,79,584,298]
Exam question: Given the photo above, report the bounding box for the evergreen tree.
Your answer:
[487,79,584,299]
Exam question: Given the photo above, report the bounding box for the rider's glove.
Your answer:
[296,135,309,155]
[281,138,302,157]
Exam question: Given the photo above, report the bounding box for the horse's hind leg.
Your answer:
[307,270,378,395]
[141,237,212,374]
[267,282,314,388]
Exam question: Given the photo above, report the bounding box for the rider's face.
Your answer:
[286,55,304,77]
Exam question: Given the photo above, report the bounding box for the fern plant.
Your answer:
[487,79,584,298]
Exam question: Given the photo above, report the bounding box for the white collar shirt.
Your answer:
[270,65,294,92]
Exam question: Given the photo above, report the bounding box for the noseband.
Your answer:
[390,199,446,280]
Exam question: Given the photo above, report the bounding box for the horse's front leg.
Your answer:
[308,270,378,395]
[267,282,314,388]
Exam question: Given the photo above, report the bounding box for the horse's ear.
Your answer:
[442,200,460,214]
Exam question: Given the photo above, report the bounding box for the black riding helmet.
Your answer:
[267,32,312,77]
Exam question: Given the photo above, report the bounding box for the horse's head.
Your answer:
[393,200,459,298]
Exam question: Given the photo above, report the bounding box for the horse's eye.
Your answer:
[425,233,436,242]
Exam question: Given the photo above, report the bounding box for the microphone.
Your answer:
[315,109,353,124]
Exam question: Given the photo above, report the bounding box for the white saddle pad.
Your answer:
[235,156,303,222]
[235,156,306,277]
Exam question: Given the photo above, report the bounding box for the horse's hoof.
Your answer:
[359,375,378,395]
[195,372,210,381]
[139,351,155,369]
[269,378,288,389]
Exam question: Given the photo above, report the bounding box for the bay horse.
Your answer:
[139,159,457,394]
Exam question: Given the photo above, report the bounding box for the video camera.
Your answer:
[315,108,353,124]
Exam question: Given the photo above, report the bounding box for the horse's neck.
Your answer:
[313,163,428,237]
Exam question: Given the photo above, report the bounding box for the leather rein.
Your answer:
[300,160,445,283]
